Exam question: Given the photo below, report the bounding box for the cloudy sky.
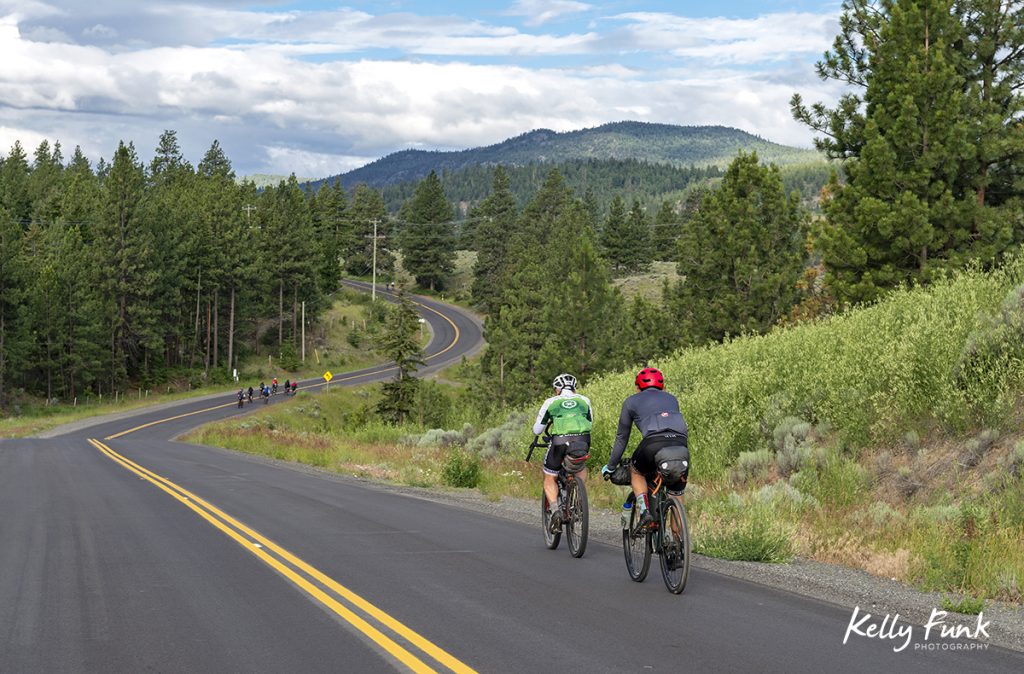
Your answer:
[0,1,846,178]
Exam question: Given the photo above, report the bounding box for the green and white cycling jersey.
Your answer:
[533,391,593,436]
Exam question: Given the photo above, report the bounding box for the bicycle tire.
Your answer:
[541,492,561,550]
[658,495,691,594]
[565,476,588,558]
[622,502,652,582]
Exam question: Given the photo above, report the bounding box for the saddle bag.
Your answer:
[561,438,590,474]
[654,445,690,484]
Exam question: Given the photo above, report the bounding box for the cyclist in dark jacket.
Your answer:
[602,367,689,527]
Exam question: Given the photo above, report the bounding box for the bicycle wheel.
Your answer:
[622,502,652,582]
[565,476,588,558]
[541,492,561,550]
[658,495,691,594]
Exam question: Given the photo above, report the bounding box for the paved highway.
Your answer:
[1,287,1020,673]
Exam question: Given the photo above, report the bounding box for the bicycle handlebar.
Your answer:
[525,435,551,462]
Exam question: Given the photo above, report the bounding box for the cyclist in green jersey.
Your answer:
[533,373,593,533]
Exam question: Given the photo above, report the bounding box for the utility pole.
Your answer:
[365,219,384,302]
[242,204,257,225]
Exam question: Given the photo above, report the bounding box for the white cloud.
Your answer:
[0,7,845,175]
[608,12,837,63]
[261,146,374,179]
[506,0,593,27]
[0,125,50,156]
[82,23,117,39]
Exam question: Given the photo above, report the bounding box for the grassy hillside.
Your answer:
[573,253,1024,602]
[310,121,823,190]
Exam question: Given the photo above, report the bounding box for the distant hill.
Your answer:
[308,121,822,190]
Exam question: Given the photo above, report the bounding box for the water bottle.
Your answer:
[620,499,633,529]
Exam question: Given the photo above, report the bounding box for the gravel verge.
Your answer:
[188,440,1024,654]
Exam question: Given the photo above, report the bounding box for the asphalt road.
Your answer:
[1,288,1021,673]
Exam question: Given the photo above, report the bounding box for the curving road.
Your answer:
[1,287,1021,673]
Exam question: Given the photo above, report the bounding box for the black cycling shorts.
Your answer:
[544,434,591,475]
[630,432,689,493]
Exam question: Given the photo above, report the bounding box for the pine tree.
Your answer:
[28,140,64,225]
[600,195,629,274]
[0,141,31,224]
[0,206,27,406]
[537,202,625,381]
[376,292,425,424]
[344,184,393,278]
[624,199,653,273]
[60,147,100,241]
[792,0,1022,303]
[651,200,679,261]
[400,171,456,291]
[669,152,806,343]
[311,178,349,295]
[143,130,196,373]
[94,141,157,388]
[482,169,574,407]
[470,166,517,315]
[197,140,246,374]
[623,294,681,365]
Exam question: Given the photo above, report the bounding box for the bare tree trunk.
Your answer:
[278,279,284,346]
[213,287,219,368]
[0,311,6,407]
[204,300,211,374]
[190,270,201,368]
[227,284,235,376]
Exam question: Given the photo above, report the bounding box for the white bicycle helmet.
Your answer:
[552,373,578,391]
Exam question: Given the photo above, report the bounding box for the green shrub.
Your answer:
[791,450,870,507]
[940,595,986,615]
[467,412,529,458]
[959,429,999,469]
[1004,441,1024,479]
[346,329,363,348]
[733,449,773,483]
[442,448,481,488]
[413,381,455,429]
[753,481,819,511]
[278,343,301,371]
[694,498,794,563]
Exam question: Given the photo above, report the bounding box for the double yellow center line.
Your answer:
[87,438,476,674]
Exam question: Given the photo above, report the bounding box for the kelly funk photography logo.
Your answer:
[843,606,992,653]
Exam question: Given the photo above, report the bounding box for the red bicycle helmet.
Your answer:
[635,367,664,390]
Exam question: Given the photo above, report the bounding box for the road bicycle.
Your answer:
[526,435,589,558]
[614,469,691,594]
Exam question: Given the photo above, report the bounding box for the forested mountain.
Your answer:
[379,159,724,215]
[309,121,822,190]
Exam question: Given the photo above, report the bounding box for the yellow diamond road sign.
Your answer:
[323,371,333,382]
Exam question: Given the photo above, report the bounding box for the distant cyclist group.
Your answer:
[529,367,691,593]
[236,377,299,407]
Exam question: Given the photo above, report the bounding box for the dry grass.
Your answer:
[612,261,681,302]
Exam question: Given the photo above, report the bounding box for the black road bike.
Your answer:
[619,472,691,594]
[526,435,589,558]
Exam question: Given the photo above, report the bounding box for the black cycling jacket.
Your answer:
[609,388,688,467]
